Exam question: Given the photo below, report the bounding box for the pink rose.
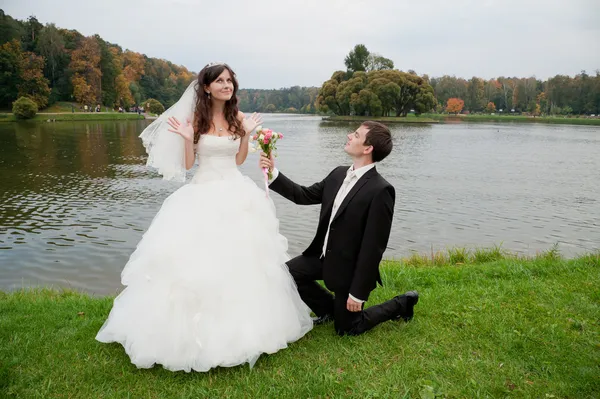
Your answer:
[263,139,270,145]
[253,135,258,140]
[278,133,284,138]
[265,132,272,140]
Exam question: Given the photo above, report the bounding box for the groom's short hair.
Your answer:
[362,121,393,162]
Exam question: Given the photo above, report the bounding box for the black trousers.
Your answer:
[287,255,409,336]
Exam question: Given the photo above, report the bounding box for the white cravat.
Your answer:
[322,168,356,257]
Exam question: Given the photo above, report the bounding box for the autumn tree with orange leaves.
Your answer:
[69,36,102,105]
[446,98,464,114]
[18,51,51,108]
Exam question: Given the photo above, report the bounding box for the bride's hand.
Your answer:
[167,117,194,142]
[242,113,263,134]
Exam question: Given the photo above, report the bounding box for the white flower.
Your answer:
[256,125,263,132]
[258,134,264,141]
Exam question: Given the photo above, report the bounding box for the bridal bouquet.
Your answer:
[249,126,284,196]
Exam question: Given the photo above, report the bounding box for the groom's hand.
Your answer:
[259,152,274,171]
[346,296,362,312]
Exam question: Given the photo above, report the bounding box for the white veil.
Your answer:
[139,79,198,182]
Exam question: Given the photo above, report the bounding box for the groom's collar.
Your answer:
[348,163,376,180]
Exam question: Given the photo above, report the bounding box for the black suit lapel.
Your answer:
[331,167,377,223]
[319,169,346,224]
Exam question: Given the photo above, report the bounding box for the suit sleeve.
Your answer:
[269,167,342,206]
[349,185,395,301]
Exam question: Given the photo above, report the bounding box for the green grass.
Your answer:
[1,102,122,114]
[1,248,599,398]
[39,102,86,113]
[0,113,145,122]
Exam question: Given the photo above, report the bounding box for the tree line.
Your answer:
[0,11,195,111]
[0,11,320,114]
[1,12,598,117]
[318,44,599,117]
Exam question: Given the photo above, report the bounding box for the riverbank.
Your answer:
[1,248,598,398]
[324,114,600,126]
[323,115,439,123]
[0,113,146,122]
[429,113,600,125]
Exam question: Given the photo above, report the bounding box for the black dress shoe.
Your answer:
[312,314,333,325]
[394,291,419,322]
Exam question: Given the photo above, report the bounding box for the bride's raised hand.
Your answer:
[167,117,194,142]
[242,113,263,134]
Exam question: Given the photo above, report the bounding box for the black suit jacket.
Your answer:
[270,166,395,301]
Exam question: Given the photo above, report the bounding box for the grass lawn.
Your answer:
[1,248,598,398]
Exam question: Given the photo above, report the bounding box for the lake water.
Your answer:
[1,115,598,294]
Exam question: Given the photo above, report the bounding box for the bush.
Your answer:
[145,98,165,115]
[12,97,38,119]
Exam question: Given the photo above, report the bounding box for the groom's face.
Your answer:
[344,125,372,158]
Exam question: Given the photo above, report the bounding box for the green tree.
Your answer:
[335,76,365,115]
[0,11,24,44]
[414,84,436,115]
[145,98,165,115]
[96,36,119,106]
[367,54,394,71]
[21,15,43,52]
[317,75,342,114]
[344,44,370,73]
[497,77,516,111]
[466,77,485,112]
[429,75,468,109]
[0,39,23,107]
[37,23,65,86]
[12,96,38,119]
[351,89,382,116]
[367,78,399,116]
[330,71,346,84]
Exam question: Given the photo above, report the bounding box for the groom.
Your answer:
[260,121,419,336]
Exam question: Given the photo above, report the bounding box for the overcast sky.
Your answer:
[3,0,599,89]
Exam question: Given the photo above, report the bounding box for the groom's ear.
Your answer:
[363,145,374,156]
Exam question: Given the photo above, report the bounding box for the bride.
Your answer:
[95,62,313,372]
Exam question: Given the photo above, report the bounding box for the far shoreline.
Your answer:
[323,113,600,126]
[0,112,147,123]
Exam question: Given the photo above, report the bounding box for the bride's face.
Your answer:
[205,70,235,102]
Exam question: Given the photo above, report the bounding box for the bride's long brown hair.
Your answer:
[193,64,245,144]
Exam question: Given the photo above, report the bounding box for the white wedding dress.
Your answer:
[96,134,313,372]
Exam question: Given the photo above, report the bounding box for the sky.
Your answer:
[2,0,599,89]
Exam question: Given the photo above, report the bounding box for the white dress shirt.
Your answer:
[270,164,376,303]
